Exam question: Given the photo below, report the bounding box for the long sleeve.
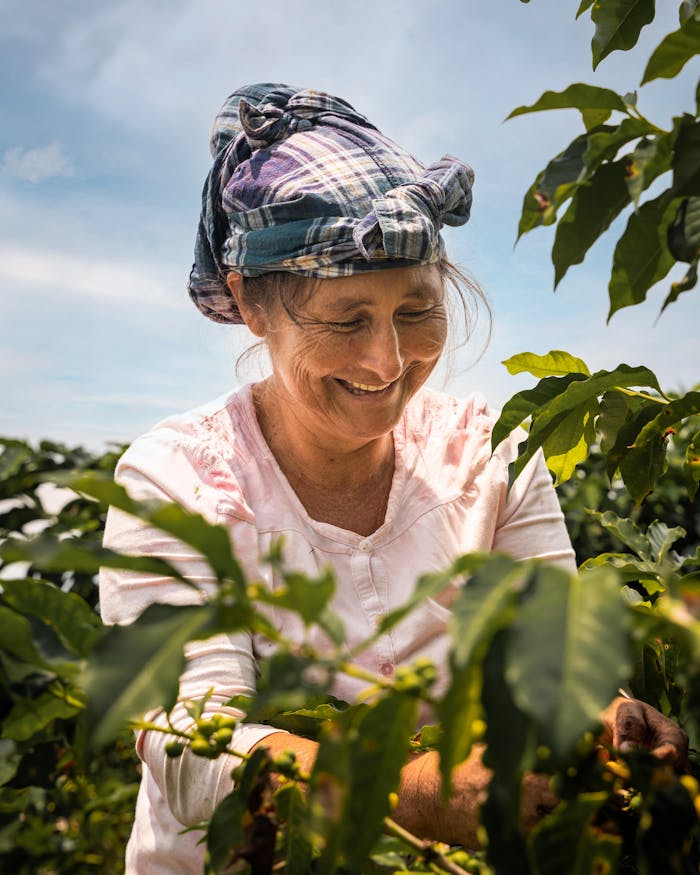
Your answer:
[99,426,283,826]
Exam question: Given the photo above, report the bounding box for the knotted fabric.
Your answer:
[189,83,474,324]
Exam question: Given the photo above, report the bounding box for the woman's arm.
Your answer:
[100,429,284,826]
[252,732,549,847]
[252,695,688,849]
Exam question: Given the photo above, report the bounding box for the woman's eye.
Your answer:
[400,307,435,319]
[326,319,363,330]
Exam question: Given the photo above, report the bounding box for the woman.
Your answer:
[100,83,687,873]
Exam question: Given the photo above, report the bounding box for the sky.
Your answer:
[1,0,698,449]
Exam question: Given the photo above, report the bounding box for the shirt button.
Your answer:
[379,662,393,677]
[358,538,372,552]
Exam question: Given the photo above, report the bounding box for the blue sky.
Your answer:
[1,0,697,449]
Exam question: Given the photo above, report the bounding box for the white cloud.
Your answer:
[0,245,176,306]
[2,142,73,183]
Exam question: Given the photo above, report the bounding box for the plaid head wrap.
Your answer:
[189,83,475,324]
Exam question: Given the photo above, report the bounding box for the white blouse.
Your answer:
[100,383,576,874]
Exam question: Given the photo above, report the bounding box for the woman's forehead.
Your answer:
[305,264,444,310]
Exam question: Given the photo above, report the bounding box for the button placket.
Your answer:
[350,539,395,679]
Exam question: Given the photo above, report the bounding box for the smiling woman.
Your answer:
[98,82,687,874]
[230,264,449,536]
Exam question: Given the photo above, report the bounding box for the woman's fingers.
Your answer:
[610,699,649,752]
[601,697,688,770]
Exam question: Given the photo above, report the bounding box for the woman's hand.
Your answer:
[599,696,688,769]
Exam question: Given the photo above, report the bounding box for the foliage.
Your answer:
[514,0,700,318]
[492,350,700,505]
[0,437,139,874]
[1,438,700,874]
[556,415,700,563]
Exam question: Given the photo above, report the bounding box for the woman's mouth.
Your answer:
[336,379,393,396]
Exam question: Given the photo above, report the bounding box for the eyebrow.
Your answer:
[322,289,437,314]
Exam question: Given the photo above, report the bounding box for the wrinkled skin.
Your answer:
[254,696,688,849]
[600,696,689,769]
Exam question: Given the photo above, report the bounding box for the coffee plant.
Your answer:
[1,1,699,872]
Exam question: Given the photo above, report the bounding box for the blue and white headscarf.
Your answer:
[189,83,474,324]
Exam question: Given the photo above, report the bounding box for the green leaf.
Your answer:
[492,373,588,452]
[586,510,654,560]
[503,350,591,378]
[1,686,81,741]
[0,740,21,787]
[591,0,656,69]
[437,555,525,785]
[275,783,314,875]
[661,258,698,313]
[448,556,528,669]
[205,791,247,872]
[577,0,595,16]
[608,191,681,318]
[602,397,663,482]
[679,543,700,571]
[308,721,351,875]
[507,85,628,120]
[529,792,621,875]
[583,117,658,174]
[598,390,630,453]
[0,532,192,587]
[680,0,700,23]
[71,473,247,589]
[517,135,590,239]
[685,430,700,499]
[83,603,213,750]
[372,552,482,640]
[341,692,417,872]
[0,605,76,675]
[481,630,533,875]
[619,435,668,503]
[260,700,350,737]
[625,133,675,207]
[505,565,632,760]
[581,108,613,130]
[667,197,700,262]
[552,159,631,287]
[541,401,597,485]
[252,566,336,628]
[633,392,700,448]
[237,650,335,722]
[646,519,686,563]
[0,578,101,658]
[206,748,271,872]
[642,10,700,83]
[505,365,664,485]
[672,117,700,197]
[579,552,662,589]
[0,442,32,483]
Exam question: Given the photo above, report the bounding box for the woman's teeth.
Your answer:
[342,380,391,394]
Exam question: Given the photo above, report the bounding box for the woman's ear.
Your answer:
[226,273,267,337]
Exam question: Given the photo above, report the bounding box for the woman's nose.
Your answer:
[356,321,404,382]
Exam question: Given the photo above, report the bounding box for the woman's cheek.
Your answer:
[412,312,448,361]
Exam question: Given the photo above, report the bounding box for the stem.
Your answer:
[615,387,667,404]
[131,719,253,763]
[338,661,393,688]
[624,103,666,134]
[383,816,471,875]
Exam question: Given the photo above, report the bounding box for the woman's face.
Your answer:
[258,263,448,451]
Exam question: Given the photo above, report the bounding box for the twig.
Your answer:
[383,816,471,875]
